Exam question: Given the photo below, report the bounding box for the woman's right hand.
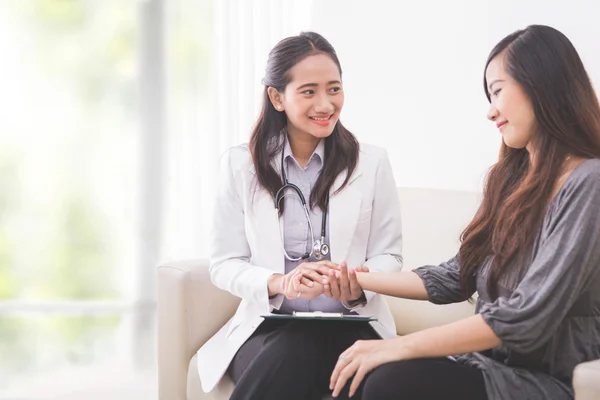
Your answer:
[289,262,335,300]
[269,263,336,300]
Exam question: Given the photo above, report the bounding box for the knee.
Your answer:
[362,362,399,399]
[361,360,424,399]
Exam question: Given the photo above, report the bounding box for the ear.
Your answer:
[267,87,284,112]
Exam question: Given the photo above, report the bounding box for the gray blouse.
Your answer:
[413,159,600,400]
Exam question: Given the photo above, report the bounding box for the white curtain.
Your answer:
[161,0,314,262]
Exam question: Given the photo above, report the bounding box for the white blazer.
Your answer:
[196,142,403,393]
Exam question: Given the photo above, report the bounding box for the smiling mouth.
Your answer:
[309,115,332,121]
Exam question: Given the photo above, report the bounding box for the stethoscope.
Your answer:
[274,146,330,261]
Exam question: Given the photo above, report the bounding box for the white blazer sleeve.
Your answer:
[208,149,274,311]
[362,149,404,303]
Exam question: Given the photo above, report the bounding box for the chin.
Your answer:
[502,134,528,149]
[304,125,337,139]
[312,129,335,139]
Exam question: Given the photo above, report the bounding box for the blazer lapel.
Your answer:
[329,168,363,263]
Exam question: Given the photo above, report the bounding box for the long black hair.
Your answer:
[249,31,359,213]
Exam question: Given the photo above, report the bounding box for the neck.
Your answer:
[287,127,320,167]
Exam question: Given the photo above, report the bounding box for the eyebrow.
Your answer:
[488,79,505,92]
[296,80,342,91]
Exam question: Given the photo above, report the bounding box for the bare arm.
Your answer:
[400,314,501,358]
[356,271,429,300]
[330,314,502,397]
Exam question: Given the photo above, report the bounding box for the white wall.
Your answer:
[308,0,600,191]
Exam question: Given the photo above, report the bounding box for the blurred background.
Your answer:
[0,0,598,398]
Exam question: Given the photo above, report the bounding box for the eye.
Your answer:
[492,88,502,97]
[329,87,342,93]
[302,89,314,95]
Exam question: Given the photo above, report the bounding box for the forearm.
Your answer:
[398,314,502,359]
[210,259,275,305]
[356,271,429,300]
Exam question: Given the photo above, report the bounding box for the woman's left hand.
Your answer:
[330,337,405,398]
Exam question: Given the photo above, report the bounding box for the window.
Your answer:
[0,0,211,397]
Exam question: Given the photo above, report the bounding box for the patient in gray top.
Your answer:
[414,158,600,400]
[327,24,600,400]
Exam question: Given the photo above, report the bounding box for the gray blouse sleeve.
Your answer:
[413,255,475,305]
[480,167,600,354]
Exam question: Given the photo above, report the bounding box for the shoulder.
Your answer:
[574,158,600,179]
[556,158,600,208]
[357,142,390,169]
[563,158,600,192]
[219,143,253,176]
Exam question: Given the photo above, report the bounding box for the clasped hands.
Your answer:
[277,260,368,302]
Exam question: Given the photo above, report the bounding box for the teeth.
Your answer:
[311,116,330,121]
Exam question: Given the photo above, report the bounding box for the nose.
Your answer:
[487,102,499,121]
[314,94,334,114]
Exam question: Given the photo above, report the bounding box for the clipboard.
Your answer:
[260,311,377,322]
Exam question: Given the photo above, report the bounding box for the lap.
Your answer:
[229,319,378,384]
[362,357,488,400]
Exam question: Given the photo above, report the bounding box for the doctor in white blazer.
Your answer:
[196,32,403,400]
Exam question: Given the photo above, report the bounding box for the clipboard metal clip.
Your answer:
[293,311,343,318]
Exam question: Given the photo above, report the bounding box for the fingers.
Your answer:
[286,272,301,299]
[332,360,358,398]
[328,269,341,300]
[292,268,325,291]
[323,282,333,298]
[300,261,337,276]
[287,268,330,299]
[348,268,363,300]
[356,265,370,273]
[315,260,340,270]
[323,270,332,297]
[329,352,347,390]
[298,269,325,283]
[292,274,311,292]
[300,276,313,288]
[291,270,302,292]
[330,346,354,391]
[349,366,368,397]
[339,261,351,301]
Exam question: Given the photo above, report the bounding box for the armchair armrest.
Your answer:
[157,259,240,400]
[574,358,600,400]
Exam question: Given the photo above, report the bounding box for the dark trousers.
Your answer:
[360,357,488,400]
[228,319,379,400]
